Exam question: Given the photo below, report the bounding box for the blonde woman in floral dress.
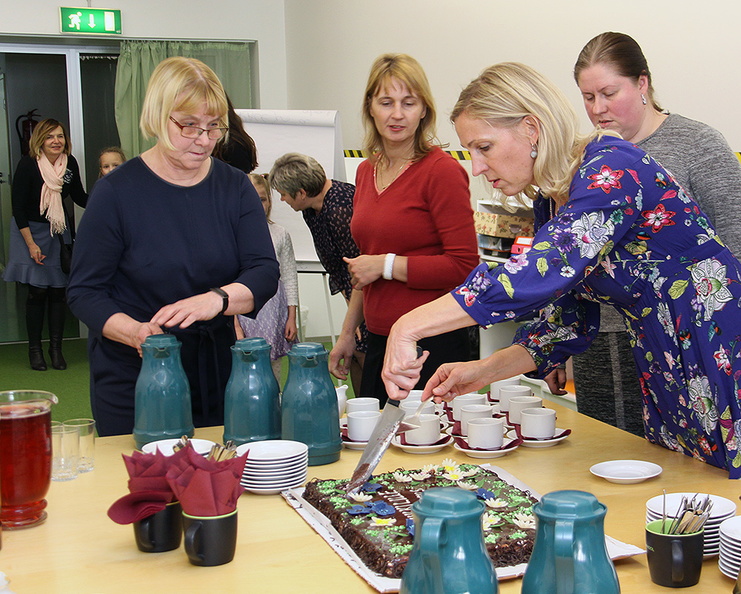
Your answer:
[382,62,741,478]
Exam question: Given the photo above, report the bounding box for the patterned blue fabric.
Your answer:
[453,136,741,477]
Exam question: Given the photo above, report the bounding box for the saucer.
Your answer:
[141,438,215,456]
[453,437,518,459]
[505,428,569,448]
[391,433,452,454]
[589,460,662,484]
[342,437,368,451]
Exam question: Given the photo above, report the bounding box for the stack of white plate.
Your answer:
[236,440,308,495]
[719,516,741,578]
[646,492,737,557]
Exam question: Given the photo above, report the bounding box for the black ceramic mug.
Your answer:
[133,501,183,553]
[646,519,704,587]
[183,510,238,566]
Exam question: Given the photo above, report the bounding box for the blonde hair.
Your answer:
[248,173,273,222]
[98,146,127,178]
[140,57,228,151]
[362,54,439,162]
[29,119,71,158]
[451,62,584,204]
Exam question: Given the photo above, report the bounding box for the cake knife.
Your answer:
[345,347,424,493]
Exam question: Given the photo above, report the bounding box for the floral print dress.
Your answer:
[453,136,741,477]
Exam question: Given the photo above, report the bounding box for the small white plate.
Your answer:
[236,440,308,461]
[244,481,305,495]
[721,516,741,540]
[341,437,368,451]
[141,438,215,456]
[590,460,662,484]
[505,429,570,448]
[646,493,737,519]
[390,433,452,454]
[453,437,518,459]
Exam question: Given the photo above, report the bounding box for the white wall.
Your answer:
[0,0,289,109]
[284,0,741,151]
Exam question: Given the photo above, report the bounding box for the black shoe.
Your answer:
[29,347,47,371]
[49,343,67,370]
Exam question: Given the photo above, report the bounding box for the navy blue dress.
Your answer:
[67,157,279,436]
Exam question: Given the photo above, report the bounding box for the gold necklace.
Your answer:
[374,158,410,192]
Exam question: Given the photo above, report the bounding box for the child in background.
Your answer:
[98,147,126,177]
[236,174,299,379]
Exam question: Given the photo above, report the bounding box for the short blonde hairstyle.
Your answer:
[451,62,582,203]
[362,54,438,161]
[29,119,71,158]
[140,57,228,151]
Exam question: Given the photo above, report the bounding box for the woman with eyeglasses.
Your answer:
[67,57,279,437]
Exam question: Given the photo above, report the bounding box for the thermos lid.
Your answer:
[413,487,484,516]
[288,342,327,358]
[143,334,178,348]
[233,337,271,352]
[534,490,606,521]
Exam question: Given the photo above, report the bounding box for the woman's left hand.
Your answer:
[382,336,429,400]
[344,255,384,289]
[150,291,223,329]
[284,318,298,341]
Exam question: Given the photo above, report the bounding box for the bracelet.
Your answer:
[210,287,229,315]
[383,253,396,281]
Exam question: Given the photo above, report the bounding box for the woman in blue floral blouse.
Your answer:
[382,62,741,478]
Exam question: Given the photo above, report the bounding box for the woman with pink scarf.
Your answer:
[3,118,87,370]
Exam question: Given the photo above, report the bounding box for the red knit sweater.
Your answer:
[352,147,479,335]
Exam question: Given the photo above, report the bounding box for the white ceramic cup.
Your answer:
[460,404,493,436]
[346,410,381,442]
[519,408,556,439]
[490,377,521,402]
[405,390,424,401]
[498,385,533,412]
[404,413,441,445]
[452,393,487,421]
[400,399,435,418]
[467,417,504,450]
[508,396,543,425]
[345,397,380,414]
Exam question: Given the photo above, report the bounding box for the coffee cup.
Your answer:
[466,417,504,450]
[460,404,493,436]
[133,501,183,553]
[490,377,521,403]
[400,400,435,418]
[498,385,532,412]
[183,510,238,566]
[451,393,487,421]
[345,397,380,414]
[645,519,703,587]
[346,410,381,442]
[507,396,542,425]
[405,414,440,445]
[519,408,556,439]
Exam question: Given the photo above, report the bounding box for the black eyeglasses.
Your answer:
[169,116,228,140]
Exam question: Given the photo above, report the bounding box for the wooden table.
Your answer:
[2,402,739,593]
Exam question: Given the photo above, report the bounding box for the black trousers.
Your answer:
[359,327,472,405]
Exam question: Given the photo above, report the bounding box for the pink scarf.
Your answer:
[37,152,68,235]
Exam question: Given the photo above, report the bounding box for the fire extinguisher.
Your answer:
[16,109,41,156]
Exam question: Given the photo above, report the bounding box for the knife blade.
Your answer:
[345,347,423,493]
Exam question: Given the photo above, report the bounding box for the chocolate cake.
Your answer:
[302,460,537,578]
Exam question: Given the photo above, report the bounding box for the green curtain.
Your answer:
[114,40,254,158]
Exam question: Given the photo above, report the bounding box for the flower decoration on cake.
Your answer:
[482,513,503,531]
[361,481,383,493]
[485,498,508,509]
[371,517,397,527]
[421,464,438,474]
[457,481,478,490]
[347,504,373,515]
[443,470,468,481]
[476,487,496,500]
[393,471,412,483]
[513,512,536,530]
[440,458,460,473]
[460,467,480,477]
[348,492,373,503]
[370,501,396,516]
[410,471,432,481]
[405,518,415,537]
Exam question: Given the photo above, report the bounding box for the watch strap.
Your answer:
[210,287,229,315]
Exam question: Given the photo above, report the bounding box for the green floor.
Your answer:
[0,338,354,423]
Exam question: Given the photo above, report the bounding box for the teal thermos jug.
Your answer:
[522,490,620,594]
[133,334,194,450]
[281,342,341,465]
[401,488,498,594]
[223,337,281,445]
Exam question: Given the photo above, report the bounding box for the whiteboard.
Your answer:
[235,109,346,262]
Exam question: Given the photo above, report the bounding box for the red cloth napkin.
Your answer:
[399,432,449,447]
[453,435,522,451]
[166,446,248,517]
[518,427,572,441]
[107,448,189,524]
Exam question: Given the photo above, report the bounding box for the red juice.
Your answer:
[0,403,52,528]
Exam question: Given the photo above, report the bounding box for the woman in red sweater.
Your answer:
[329,53,479,404]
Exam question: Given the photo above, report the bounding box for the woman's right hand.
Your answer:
[102,313,164,356]
[423,359,494,403]
[329,332,357,380]
[27,242,45,265]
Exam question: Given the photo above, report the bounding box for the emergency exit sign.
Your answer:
[60,7,122,35]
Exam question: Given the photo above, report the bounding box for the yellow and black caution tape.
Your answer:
[344,149,471,160]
